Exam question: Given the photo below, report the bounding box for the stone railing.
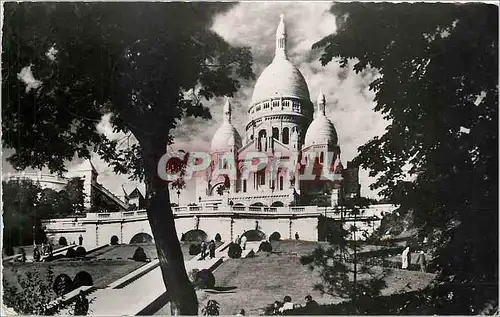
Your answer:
[3,172,68,184]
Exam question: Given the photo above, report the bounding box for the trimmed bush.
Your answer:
[132,247,147,262]
[66,248,76,258]
[194,269,215,289]
[53,274,74,296]
[73,271,93,288]
[214,233,222,242]
[269,232,281,241]
[110,235,119,245]
[259,241,272,252]
[189,244,201,255]
[74,247,87,258]
[228,243,242,259]
[58,236,68,246]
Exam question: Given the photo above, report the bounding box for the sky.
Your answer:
[2,2,389,204]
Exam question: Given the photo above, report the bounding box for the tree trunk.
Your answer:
[141,139,199,315]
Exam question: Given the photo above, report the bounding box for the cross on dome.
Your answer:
[275,13,287,60]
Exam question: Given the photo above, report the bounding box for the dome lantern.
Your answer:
[304,91,338,148]
[275,13,287,60]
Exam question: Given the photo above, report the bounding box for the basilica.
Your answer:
[196,14,360,208]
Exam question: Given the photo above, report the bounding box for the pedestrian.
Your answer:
[417,250,427,272]
[236,309,245,316]
[295,232,299,240]
[20,248,27,262]
[33,247,41,262]
[78,234,83,246]
[74,291,89,315]
[272,301,282,315]
[401,246,410,269]
[48,243,53,257]
[304,295,319,312]
[209,240,216,259]
[279,296,294,314]
[240,235,247,250]
[201,241,207,260]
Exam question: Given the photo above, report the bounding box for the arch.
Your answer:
[272,127,279,140]
[271,201,284,207]
[58,236,68,246]
[242,230,266,242]
[183,229,208,242]
[130,232,153,244]
[250,202,265,207]
[233,203,244,207]
[282,127,289,144]
[73,271,93,288]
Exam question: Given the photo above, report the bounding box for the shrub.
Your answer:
[110,235,119,245]
[58,236,68,246]
[189,244,201,255]
[194,269,215,289]
[74,247,87,258]
[73,271,93,288]
[66,248,76,258]
[202,300,220,316]
[259,241,272,252]
[53,273,75,296]
[228,243,242,259]
[214,233,222,242]
[132,247,147,262]
[269,232,281,241]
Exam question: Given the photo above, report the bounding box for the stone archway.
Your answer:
[242,229,266,242]
[182,229,208,242]
[250,202,265,207]
[271,201,284,207]
[129,232,153,244]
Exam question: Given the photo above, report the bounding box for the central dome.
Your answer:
[251,58,311,105]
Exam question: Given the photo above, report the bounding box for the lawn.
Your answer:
[3,260,145,291]
[87,242,195,261]
[154,239,436,315]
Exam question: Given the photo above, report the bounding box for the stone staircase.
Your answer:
[85,243,227,315]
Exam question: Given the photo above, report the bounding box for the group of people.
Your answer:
[401,246,427,272]
[268,295,319,315]
[200,240,216,260]
[32,243,54,262]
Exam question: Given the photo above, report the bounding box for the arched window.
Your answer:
[320,152,324,164]
[279,176,284,191]
[282,127,289,144]
[272,127,279,140]
[243,180,247,193]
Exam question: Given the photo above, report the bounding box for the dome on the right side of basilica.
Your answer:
[304,91,338,148]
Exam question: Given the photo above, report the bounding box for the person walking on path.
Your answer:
[78,235,83,246]
[33,247,41,262]
[209,240,216,259]
[401,246,411,269]
[74,291,89,315]
[304,295,319,312]
[200,241,207,260]
[240,235,247,250]
[417,250,427,272]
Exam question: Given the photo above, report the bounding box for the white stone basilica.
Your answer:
[197,14,349,208]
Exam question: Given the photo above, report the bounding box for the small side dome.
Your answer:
[211,99,242,152]
[304,91,338,148]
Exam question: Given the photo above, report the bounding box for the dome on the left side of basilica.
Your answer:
[210,99,242,152]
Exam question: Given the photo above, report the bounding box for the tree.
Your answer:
[301,198,387,313]
[314,3,497,313]
[2,179,44,252]
[2,3,253,314]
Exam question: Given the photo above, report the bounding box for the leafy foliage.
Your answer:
[132,247,147,262]
[3,4,254,312]
[194,269,216,290]
[314,2,497,313]
[202,300,220,316]
[258,241,272,252]
[228,243,242,259]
